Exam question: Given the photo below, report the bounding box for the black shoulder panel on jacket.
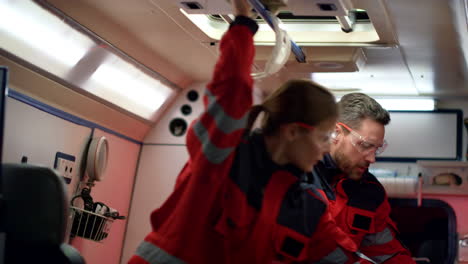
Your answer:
[341,174,386,211]
[229,133,273,210]
[277,182,327,237]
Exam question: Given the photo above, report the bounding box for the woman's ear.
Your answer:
[281,123,300,142]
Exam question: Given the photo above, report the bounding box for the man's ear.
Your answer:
[331,124,341,143]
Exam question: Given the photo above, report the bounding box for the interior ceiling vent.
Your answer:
[181,2,203,10]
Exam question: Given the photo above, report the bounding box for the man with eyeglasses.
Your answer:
[310,93,416,264]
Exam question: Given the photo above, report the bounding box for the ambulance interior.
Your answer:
[0,0,467,263]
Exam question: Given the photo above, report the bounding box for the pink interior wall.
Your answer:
[121,145,188,263]
[71,128,141,264]
[121,83,207,263]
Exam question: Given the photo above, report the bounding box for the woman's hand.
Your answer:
[231,0,252,17]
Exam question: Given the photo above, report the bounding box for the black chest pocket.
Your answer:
[272,180,327,261]
[346,206,376,234]
[340,179,384,234]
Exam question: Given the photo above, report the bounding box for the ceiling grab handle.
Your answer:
[336,14,355,33]
[251,17,291,79]
[247,0,305,79]
[248,0,305,62]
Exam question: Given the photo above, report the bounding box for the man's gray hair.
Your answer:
[338,93,390,129]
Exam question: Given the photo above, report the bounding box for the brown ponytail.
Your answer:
[246,104,265,132]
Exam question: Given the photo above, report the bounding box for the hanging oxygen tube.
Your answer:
[246,0,306,79]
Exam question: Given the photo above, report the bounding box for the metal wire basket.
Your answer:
[70,206,114,242]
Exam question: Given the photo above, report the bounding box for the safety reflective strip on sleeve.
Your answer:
[192,89,249,164]
[360,228,393,247]
[205,89,248,134]
[356,251,395,264]
[355,252,377,264]
[135,241,187,264]
[193,121,234,164]
[315,247,349,264]
[369,253,395,263]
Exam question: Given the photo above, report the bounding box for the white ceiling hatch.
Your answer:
[177,0,395,46]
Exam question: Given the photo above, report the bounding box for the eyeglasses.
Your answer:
[295,122,315,131]
[338,122,388,156]
[295,122,333,145]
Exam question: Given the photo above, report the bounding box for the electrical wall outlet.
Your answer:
[54,152,76,184]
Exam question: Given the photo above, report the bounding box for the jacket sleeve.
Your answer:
[303,188,359,264]
[359,199,416,264]
[185,16,258,166]
[307,209,360,263]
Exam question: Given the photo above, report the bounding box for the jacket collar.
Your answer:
[321,153,345,184]
[321,153,371,184]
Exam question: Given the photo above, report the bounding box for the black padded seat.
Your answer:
[1,163,85,264]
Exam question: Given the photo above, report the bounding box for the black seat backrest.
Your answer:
[417,240,447,264]
[1,163,85,264]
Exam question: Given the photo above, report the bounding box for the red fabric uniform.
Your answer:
[312,154,416,264]
[129,17,358,264]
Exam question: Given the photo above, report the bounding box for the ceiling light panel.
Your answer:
[0,1,176,121]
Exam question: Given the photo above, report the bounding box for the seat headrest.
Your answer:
[2,163,68,244]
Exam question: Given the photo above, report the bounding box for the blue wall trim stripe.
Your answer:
[7,89,142,145]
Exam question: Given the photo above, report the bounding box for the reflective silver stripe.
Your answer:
[369,253,395,263]
[356,251,396,264]
[361,228,393,247]
[315,247,349,264]
[355,252,377,264]
[135,241,187,264]
[205,89,248,134]
[193,121,234,164]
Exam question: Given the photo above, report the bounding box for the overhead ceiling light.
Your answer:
[373,98,435,111]
[328,88,361,92]
[0,1,176,121]
[0,1,93,73]
[336,97,435,111]
[84,57,173,120]
[311,72,420,95]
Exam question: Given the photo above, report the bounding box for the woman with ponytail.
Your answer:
[129,1,358,263]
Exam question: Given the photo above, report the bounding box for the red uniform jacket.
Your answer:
[311,154,416,264]
[129,17,357,264]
